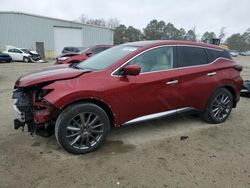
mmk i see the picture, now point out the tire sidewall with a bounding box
[206,88,233,123]
[23,57,30,63]
[55,103,110,154]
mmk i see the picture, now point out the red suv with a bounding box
[13,41,243,154]
[55,45,113,65]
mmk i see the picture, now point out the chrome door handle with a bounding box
[207,72,216,76]
[166,80,178,85]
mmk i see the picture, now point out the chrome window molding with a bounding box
[111,44,231,77]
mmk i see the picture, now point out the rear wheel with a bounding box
[202,88,233,124]
[55,103,110,154]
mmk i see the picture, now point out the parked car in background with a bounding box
[55,45,113,65]
[62,46,85,54]
[239,51,250,56]
[13,40,243,154]
[0,51,12,63]
[4,46,44,63]
[229,50,238,57]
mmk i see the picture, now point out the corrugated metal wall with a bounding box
[0,12,113,58]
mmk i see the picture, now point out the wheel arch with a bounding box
[59,98,116,128]
[222,85,237,108]
[202,84,238,112]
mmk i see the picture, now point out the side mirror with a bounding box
[123,65,141,76]
[85,51,93,57]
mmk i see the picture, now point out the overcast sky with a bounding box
[1,0,249,39]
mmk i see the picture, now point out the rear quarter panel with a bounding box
[177,58,242,110]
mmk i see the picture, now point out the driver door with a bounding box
[116,46,184,124]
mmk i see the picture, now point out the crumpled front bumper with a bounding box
[12,88,57,133]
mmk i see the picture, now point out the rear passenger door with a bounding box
[176,46,218,110]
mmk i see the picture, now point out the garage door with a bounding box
[54,27,83,56]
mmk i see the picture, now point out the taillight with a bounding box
[234,64,243,72]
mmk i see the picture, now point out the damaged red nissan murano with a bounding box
[13,41,243,154]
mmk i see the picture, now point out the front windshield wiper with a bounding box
[69,63,82,69]
[72,66,82,69]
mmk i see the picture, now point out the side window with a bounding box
[14,49,22,53]
[207,49,222,62]
[73,47,80,52]
[129,46,174,73]
[8,49,14,52]
[222,50,232,59]
[177,46,208,67]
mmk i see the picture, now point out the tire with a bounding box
[202,88,233,124]
[55,103,110,154]
[23,57,30,63]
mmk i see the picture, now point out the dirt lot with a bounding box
[0,57,250,188]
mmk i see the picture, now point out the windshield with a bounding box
[79,47,91,53]
[79,47,87,53]
[76,45,139,70]
[21,48,30,54]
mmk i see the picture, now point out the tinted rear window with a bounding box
[206,49,232,62]
[177,46,208,67]
[222,50,232,59]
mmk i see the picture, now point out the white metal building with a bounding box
[0,12,114,58]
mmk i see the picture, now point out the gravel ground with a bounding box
[0,57,250,188]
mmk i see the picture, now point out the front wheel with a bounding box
[202,88,233,124]
[23,57,30,63]
[55,103,110,154]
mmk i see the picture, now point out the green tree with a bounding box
[126,26,143,42]
[242,28,250,45]
[185,28,197,41]
[143,20,166,40]
[162,23,186,40]
[176,28,186,40]
[114,25,128,44]
[163,23,178,39]
[201,32,217,41]
[227,33,248,51]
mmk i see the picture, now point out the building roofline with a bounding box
[0,11,114,31]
